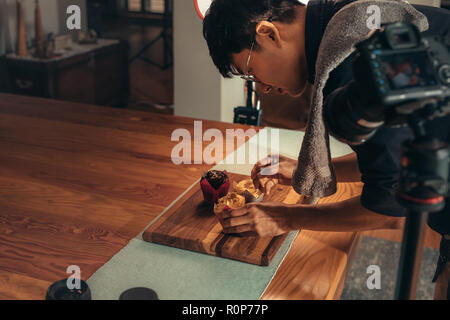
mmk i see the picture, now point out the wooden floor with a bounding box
[363,226,441,250]
[0,93,256,299]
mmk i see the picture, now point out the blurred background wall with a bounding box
[0,0,87,56]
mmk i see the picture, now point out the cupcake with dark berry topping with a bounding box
[200,170,230,204]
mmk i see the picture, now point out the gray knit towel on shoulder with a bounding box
[291,0,428,203]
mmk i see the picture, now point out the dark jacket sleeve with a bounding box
[350,126,414,217]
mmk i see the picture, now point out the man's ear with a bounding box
[255,21,282,49]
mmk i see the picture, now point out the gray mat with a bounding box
[86,231,298,300]
[341,236,439,300]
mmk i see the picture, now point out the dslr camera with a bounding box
[325,22,450,145]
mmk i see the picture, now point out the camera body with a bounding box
[324,22,450,145]
[353,22,450,107]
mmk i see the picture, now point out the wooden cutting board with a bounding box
[142,173,303,266]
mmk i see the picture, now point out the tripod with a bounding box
[394,110,450,299]
[233,81,262,126]
[129,0,173,70]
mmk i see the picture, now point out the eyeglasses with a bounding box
[231,17,273,83]
[230,38,259,83]
[240,38,258,82]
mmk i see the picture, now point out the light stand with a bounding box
[233,81,263,126]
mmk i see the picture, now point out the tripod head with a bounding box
[395,105,449,213]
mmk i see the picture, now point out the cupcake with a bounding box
[232,179,263,203]
[213,192,245,226]
[200,170,230,204]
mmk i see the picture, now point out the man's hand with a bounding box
[218,202,292,237]
[251,154,297,195]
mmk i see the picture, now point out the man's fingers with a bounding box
[257,171,278,182]
[223,224,253,235]
[251,165,261,190]
[218,206,248,219]
[258,164,279,177]
[222,215,251,228]
[265,179,277,195]
[257,155,274,167]
[254,156,276,174]
[252,160,272,185]
[252,155,279,190]
[252,176,261,191]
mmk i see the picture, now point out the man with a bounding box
[203,0,450,299]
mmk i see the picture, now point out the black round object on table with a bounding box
[119,287,159,300]
[46,279,92,300]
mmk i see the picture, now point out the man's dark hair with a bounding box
[203,0,303,78]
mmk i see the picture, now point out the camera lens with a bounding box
[324,81,383,145]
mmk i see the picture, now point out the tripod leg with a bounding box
[394,211,428,299]
[433,236,450,300]
[433,262,450,299]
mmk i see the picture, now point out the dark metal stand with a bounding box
[394,115,449,299]
[129,0,173,70]
[395,210,429,299]
[233,81,263,126]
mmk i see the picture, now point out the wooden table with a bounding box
[0,93,362,300]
